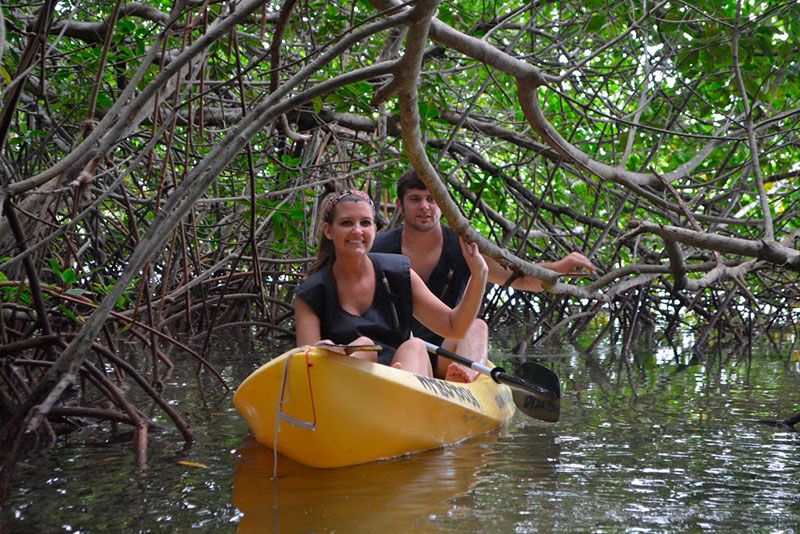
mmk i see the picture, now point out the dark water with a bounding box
[2,336,799,532]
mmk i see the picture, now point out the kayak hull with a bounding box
[233,345,515,468]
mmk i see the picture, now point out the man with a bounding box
[371,173,596,382]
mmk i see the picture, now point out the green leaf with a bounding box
[49,258,62,277]
[587,14,605,33]
[64,287,91,297]
[58,304,81,325]
[18,287,31,305]
[96,93,114,109]
[418,101,439,120]
[117,18,136,33]
[61,268,77,285]
[281,154,301,167]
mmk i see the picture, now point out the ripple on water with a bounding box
[3,344,800,532]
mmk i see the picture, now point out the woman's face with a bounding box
[323,200,375,258]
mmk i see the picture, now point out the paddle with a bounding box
[315,342,383,355]
[424,341,560,423]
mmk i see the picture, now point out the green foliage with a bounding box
[91,279,137,312]
[49,259,78,287]
[0,0,797,333]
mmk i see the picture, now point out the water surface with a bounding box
[3,339,799,532]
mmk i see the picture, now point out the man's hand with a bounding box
[552,252,597,277]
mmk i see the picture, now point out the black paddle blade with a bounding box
[511,389,560,422]
[512,362,561,422]
[517,362,561,398]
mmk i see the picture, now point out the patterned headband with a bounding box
[322,189,374,222]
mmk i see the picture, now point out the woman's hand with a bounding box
[460,238,488,282]
[410,237,488,341]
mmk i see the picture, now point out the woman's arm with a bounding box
[411,240,488,340]
[295,297,322,346]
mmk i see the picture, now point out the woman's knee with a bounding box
[351,335,374,346]
[400,337,427,353]
[346,336,378,362]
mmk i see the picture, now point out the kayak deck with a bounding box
[233,345,515,468]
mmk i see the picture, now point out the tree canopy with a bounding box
[1,0,799,497]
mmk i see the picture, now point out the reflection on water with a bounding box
[233,431,543,532]
[2,340,800,532]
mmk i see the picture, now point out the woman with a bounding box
[295,189,487,377]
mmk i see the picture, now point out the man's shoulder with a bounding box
[439,225,464,255]
[371,226,403,253]
[368,251,409,269]
[440,224,459,240]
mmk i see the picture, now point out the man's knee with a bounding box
[396,338,432,375]
[470,319,488,339]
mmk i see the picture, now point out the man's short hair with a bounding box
[397,171,427,201]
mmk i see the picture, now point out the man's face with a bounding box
[398,188,441,232]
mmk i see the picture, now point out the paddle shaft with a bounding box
[315,342,383,355]
[423,341,556,402]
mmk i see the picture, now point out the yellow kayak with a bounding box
[233,345,516,468]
